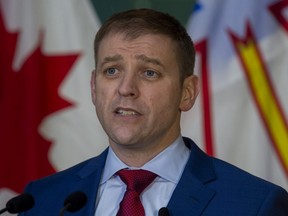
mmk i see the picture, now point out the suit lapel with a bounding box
[60,139,216,215]
[167,138,216,216]
[65,149,108,216]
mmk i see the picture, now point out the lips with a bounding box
[115,108,140,116]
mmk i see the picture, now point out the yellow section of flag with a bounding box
[235,33,288,173]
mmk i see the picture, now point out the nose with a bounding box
[118,72,139,98]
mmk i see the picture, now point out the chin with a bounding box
[109,128,140,143]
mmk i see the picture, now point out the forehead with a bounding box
[97,33,176,59]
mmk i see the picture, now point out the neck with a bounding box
[113,148,160,167]
[110,136,179,167]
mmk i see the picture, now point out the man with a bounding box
[20,9,288,216]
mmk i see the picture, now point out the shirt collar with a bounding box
[100,136,190,184]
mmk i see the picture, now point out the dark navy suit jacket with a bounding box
[20,138,288,215]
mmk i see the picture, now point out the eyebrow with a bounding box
[99,54,123,68]
[99,54,165,69]
[136,54,165,69]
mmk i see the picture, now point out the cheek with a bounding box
[93,85,107,110]
[149,88,180,116]
[95,83,118,116]
[94,93,109,128]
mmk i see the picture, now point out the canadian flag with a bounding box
[0,0,107,207]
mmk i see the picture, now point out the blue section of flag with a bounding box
[193,2,202,13]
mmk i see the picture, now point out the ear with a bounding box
[179,75,199,112]
[90,69,97,105]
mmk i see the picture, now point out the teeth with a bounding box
[117,109,137,116]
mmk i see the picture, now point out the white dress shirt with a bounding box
[94,136,190,216]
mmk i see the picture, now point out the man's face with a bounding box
[91,33,198,152]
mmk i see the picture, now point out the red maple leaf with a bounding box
[0,11,79,193]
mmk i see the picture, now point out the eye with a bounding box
[143,70,159,78]
[105,67,118,76]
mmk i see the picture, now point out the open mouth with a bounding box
[115,108,140,116]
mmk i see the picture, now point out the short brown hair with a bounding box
[94,8,195,82]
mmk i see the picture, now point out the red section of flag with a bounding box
[195,39,215,156]
[269,0,288,34]
[0,12,79,193]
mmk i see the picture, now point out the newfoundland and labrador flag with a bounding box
[183,0,288,190]
[0,0,287,209]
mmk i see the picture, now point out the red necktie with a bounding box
[116,169,157,216]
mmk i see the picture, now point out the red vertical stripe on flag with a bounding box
[195,39,215,156]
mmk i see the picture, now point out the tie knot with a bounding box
[117,169,157,194]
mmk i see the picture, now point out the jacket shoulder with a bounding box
[182,137,288,215]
